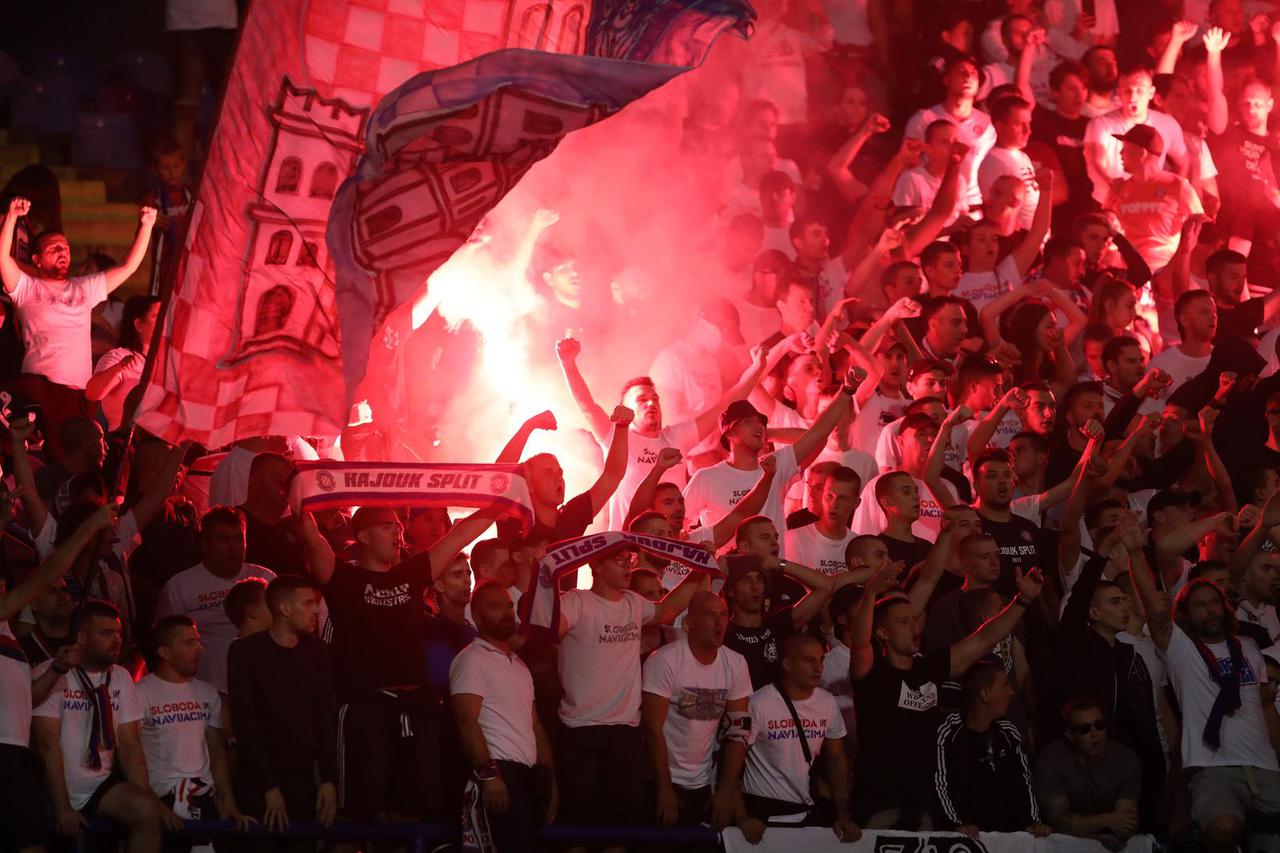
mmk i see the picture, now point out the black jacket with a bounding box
[933,712,1039,831]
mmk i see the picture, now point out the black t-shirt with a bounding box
[499,491,594,546]
[883,534,933,571]
[1218,297,1266,341]
[242,510,308,578]
[904,565,964,613]
[323,553,432,696]
[980,513,1040,597]
[1209,125,1280,236]
[785,507,818,530]
[724,608,796,690]
[1032,107,1091,206]
[852,648,951,815]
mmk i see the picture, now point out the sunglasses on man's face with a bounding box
[1070,720,1107,735]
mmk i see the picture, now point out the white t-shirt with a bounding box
[1083,109,1188,203]
[851,391,909,458]
[905,104,997,207]
[450,638,538,766]
[207,446,257,508]
[136,675,221,795]
[739,302,781,348]
[820,640,857,739]
[558,589,656,727]
[605,421,699,532]
[851,473,949,540]
[1147,346,1211,395]
[0,623,33,747]
[8,271,107,388]
[955,255,1022,313]
[91,347,142,431]
[742,683,847,806]
[1160,625,1278,770]
[641,640,753,788]
[891,166,971,226]
[874,417,964,473]
[978,146,1040,230]
[34,664,144,809]
[684,445,801,557]
[814,447,878,495]
[155,562,277,692]
[785,523,856,576]
[1237,601,1280,645]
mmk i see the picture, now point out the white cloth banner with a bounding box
[721,827,1154,853]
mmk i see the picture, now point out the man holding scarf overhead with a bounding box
[1127,507,1280,853]
[539,533,712,832]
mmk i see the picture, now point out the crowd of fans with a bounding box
[5,0,1280,852]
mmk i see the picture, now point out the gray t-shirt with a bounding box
[1034,738,1141,816]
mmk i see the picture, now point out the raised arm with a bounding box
[949,567,1044,677]
[85,351,143,402]
[967,389,1023,459]
[1015,30,1046,105]
[782,557,837,628]
[555,337,612,444]
[928,404,972,500]
[849,561,903,680]
[0,197,28,293]
[907,509,963,613]
[7,413,48,535]
[1011,170,1054,276]
[903,145,964,257]
[650,570,705,626]
[707,455,778,549]
[427,505,502,580]
[792,373,856,465]
[587,406,634,515]
[296,510,337,586]
[129,441,187,530]
[1121,515,1172,650]
[495,410,558,464]
[625,448,685,527]
[1157,20,1198,74]
[827,114,890,203]
[1203,27,1231,136]
[1192,405,1236,512]
[0,503,115,622]
[693,345,769,441]
[102,207,157,294]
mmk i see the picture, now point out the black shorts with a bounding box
[337,689,442,818]
[81,770,127,818]
[556,724,645,826]
[0,743,49,853]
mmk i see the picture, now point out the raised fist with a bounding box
[528,410,557,431]
[889,297,922,319]
[760,453,778,477]
[1080,418,1105,441]
[864,113,891,135]
[948,404,974,423]
[656,447,683,470]
[139,206,158,228]
[845,365,868,387]
[8,197,30,218]
[610,405,635,427]
[1171,19,1199,43]
[555,337,581,362]
[1002,387,1030,410]
[1014,566,1045,600]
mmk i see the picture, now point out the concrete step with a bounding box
[59,179,106,205]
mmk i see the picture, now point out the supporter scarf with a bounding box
[519,532,722,642]
[291,461,533,531]
[74,666,115,770]
[1193,634,1246,749]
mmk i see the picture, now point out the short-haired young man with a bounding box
[785,465,863,576]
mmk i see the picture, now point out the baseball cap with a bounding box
[1146,489,1201,525]
[700,297,746,347]
[1112,124,1163,156]
[718,400,767,450]
[908,357,956,381]
[725,553,768,590]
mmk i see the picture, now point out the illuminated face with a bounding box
[926,123,958,166]
[1106,344,1146,389]
[968,223,1003,268]
[792,222,831,263]
[1036,312,1064,352]
[1239,83,1275,132]
[653,484,686,530]
[984,178,1025,223]
[33,233,71,279]
[928,304,968,354]
[1180,294,1218,342]
[785,353,826,403]
[875,600,922,655]
[360,515,405,564]
[1068,391,1105,427]
[624,383,663,432]
[155,151,187,188]
[782,639,825,689]
[962,539,1002,584]
[848,537,889,574]
[1009,436,1045,480]
[997,106,1033,150]
[977,459,1015,509]
[525,455,566,507]
[777,282,816,329]
[434,558,473,608]
[1119,140,1148,174]
[968,374,1003,411]
[821,478,860,527]
[885,265,923,303]
[160,624,204,677]
[876,346,909,389]
[1106,287,1138,329]
[1117,71,1154,119]
[837,85,870,129]
[544,260,582,308]
[1086,49,1118,92]
[738,519,780,558]
[80,615,124,666]
[1211,261,1249,307]
[907,368,947,399]
[686,595,730,646]
[1024,388,1056,433]
[591,548,639,589]
[880,473,922,521]
[924,250,963,291]
[728,414,768,453]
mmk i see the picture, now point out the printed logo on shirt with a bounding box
[816,559,848,576]
[363,582,411,607]
[1216,656,1259,686]
[897,680,939,712]
[146,700,212,726]
[674,687,729,721]
[60,687,127,714]
[194,589,233,610]
[766,715,829,742]
[599,621,641,645]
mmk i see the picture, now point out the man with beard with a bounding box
[556,338,768,531]
[0,197,156,458]
[136,616,248,829]
[1080,46,1119,118]
[34,600,168,852]
[1130,512,1280,853]
[643,591,752,828]
[1205,248,1280,340]
[450,583,556,853]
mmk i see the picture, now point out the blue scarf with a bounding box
[1192,635,1245,749]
